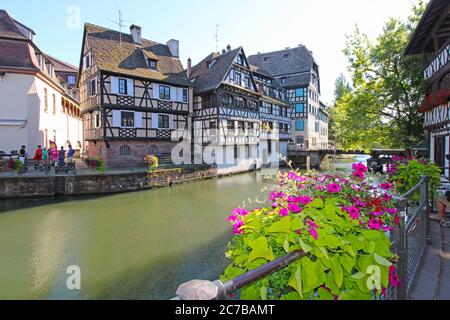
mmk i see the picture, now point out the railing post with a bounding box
[423,176,432,245]
[396,197,408,300]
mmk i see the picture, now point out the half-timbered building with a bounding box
[251,66,293,160]
[248,46,328,150]
[79,23,193,167]
[405,0,450,177]
[190,46,271,174]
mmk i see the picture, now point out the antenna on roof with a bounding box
[107,3,132,46]
[215,24,220,52]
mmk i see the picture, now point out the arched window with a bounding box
[220,94,234,106]
[235,97,246,108]
[119,145,132,157]
[248,100,258,110]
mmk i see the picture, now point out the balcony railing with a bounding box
[58,76,79,102]
[424,41,450,81]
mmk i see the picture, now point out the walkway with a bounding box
[409,220,450,300]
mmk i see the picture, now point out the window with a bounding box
[89,78,96,96]
[235,97,246,108]
[296,136,304,144]
[85,52,91,69]
[281,77,287,84]
[148,59,157,70]
[44,88,48,112]
[52,94,56,115]
[295,88,305,97]
[268,104,273,114]
[67,75,76,85]
[244,76,250,88]
[284,53,290,59]
[248,100,258,110]
[207,59,217,69]
[209,120,217,129]
[159,85,171,100]
[237,54,244,65]
[182,88,188,103]
[268,140,272,155]
[264,57,270,63]
[238,121,245,131]
[119,145,132,157]
[235,72,241,85]
[295,103,305,113]
[158,114,170,129]
[121,111,134,127]
[227,120,235,130]
[315,122,320,132]
[234,145,238,160]
[222,94,234,106]
[295,120,305,131]
[246,122,254,130]
[119,78,128,95]
[95,113,101,128]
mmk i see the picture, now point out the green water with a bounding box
[0,155,369,300]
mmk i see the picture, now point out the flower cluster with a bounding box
[144,154,159,172]
[223,163,400,300]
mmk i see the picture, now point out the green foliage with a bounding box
[329,1,428,150]
[390,159,441,201]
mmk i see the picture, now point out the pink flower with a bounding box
[394,215,400,225]
[353,171,365,180]
[233,220,244,235]
[287,196,300,203]
[368,218,383,230]
[346,206,360,220]
[298,196,312,205]
[309,227,318,240]
[295,229,302,235]
[226,215,238,222]
[382,193,392,202]
[269,191,285,201]
[370,211,383,217]
[327,183,342,193]
[380,182,394,190]
[352,162,368,174]
[353,197,366,207]
[272,202,280,208]
[279,207,289,217]
[307,219,319,229]
[232,207,249,216]
[389,273,400,287]
[288,203,301,213]
[384,207,397,215]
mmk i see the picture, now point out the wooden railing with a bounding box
[424,41,450,81]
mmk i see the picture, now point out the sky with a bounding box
[2,0,420,104]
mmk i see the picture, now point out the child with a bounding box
[34,145,43,163]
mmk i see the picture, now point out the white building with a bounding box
[0,10,82,155]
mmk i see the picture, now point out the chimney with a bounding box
[226,44,231,53]
[187,58,192,79]
[130,25,142,45]
[167,39,179,58]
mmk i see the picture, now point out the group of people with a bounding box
[18,144,75,167]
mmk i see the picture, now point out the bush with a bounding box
[86,157,105,173]
[221,164,400,300]
[388,156,441,202]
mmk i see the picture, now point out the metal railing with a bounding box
[172,176,431,300]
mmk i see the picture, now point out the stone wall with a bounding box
[0,166,217,199]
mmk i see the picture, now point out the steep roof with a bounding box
[190,47,242,94]
[84,23,191,86]
[46,55,78,74]
[0,39,35,70]
[0,10,27,40]
[248,46,315,88]
[250,65,285,91]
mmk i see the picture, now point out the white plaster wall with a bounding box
[0,73,83,154]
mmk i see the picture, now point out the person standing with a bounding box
[67,145,75,163]
[34,145,43,164]
[58,146,65,167]
[19,145,27,165]
[42,147,49,165]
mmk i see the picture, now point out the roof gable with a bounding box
[0,10,28,40]
[83,23,191,86]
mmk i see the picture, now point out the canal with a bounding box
[0,155,369,300]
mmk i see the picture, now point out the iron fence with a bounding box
[172,176,431,300]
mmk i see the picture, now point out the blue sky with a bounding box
[2,0,418,103]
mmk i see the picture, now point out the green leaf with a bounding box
[326,272,341,296]
[301,258,326,293]
[248,248,274,263]
[340,253,356,274]
[260,286,267,300]
[374,240,392,257]
[288,265,303,298]
[351,272,365,280]
[309,198,324,208]
[318,287,335,300]
[267,218,291,234]
[374,253,392,267]
[283,236,290,254]
[241,284,261,300]
[298,238,312,253]
[281,292,301,300]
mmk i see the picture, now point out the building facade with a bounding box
[79,23,193,167]
[0,10,82,155]
[405,0,450,177]
[248,46,329,150]
[189,46,292,174]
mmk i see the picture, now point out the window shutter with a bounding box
[134,112,142,128]
[112,110,121,127]
[127,79,134,97]
[153,84,159,99]
[169,114,174,130]
[111,77,118,94]
[88,79,92,96]
[151,113,158,129]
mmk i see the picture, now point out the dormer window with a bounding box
[281,77,287,84]
[264,57,270,63]
[284,53,290,59]
[148,59,157,70]
[207,59,217,69]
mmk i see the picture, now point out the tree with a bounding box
[332,0,428,150]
